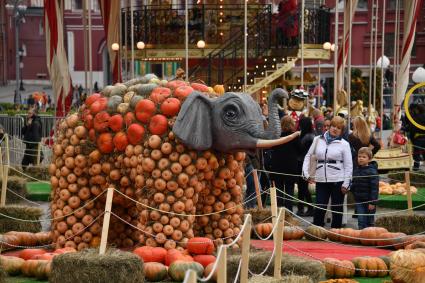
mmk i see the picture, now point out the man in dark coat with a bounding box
[22,108,43,170]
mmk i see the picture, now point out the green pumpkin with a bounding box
[111,83,127,96]
[305,225,328,241]
[168,261,204,281]
[144,262,168,282]
[135,83,158,97]
[379,255,391,269]
[142,73,158,83]
[101,85,115,97]
[130,95,143,109]
[107,95,123,113]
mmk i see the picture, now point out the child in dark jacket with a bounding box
[351,147,379,229]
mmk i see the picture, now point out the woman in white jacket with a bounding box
[302,116,352,228]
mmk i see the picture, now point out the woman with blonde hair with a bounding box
[303,116,352,228]
[348,116,381,166]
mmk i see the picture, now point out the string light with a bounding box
[273,58,276,62]
[264,58,267,62]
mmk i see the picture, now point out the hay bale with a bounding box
[0,176,27,204]
[50,248,144,283]
[375,214,425,235]
[388,171,425,187]
[249,275,312,283]
[0,265,5,283]
[0,205,42,233]
[9,166,49,182]
[245,208,299,226]
[227,250,325,282]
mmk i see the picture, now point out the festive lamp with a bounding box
[196,40,206,49]
[377,55,390,69]
[136,41,145,50]
[111,43,119,51]
[412,67,425,83]
[323,42,332,50]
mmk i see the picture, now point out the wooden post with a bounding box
[270,183,278,228]
[217,245,227,283]
[405,171,413,214]
[240,214,251,283]
[0,145,3,181]
[99,187,114,255]
[183,269,197,283]
[1,135,9,207]
[273,208,285,279]
[253,169,263,209]
[36,142,41,166]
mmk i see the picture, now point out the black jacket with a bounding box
[269,131,300,176]
[348,134,381,166]
[22,115,42,144]
[351,161,379,204]
[299,132,315,162]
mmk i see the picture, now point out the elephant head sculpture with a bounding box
[173,88,291,152]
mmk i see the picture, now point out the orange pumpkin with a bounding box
[109,114,124,132]
[93,111,110,132]
[359,227,389,246]
[19,249,47,260]
[160,97,181,117]
[97,132,114,153]
[135,99,156,123]
[193,255,216,268]
[90,97,108,115]
[323,257,355,278]
[0,255,25,275]
[376,232,407,249]
[85,93,101,107]
[113,132,129,151]
[339,228,361,244]
[149,114,168,136]
[127,123,145,145]
[191,82,210,93]
[174,85,194,101]
[255,223,273,238]
[204,262,217,282]
[283,226,305,240]
[187,237,215,255]
[150,87,171,104]
[305,225,328,241]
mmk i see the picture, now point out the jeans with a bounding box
[355,203,375,229]
[313,182,344,228]
[245,163,261,208]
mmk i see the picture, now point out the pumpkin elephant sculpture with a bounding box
[49,74,298,250]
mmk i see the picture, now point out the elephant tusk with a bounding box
[256,132,300,148]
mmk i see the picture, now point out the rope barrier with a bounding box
[0,190,106,222]
[113,187,270,217]
[284,209,425,242]
[197,244,224,282]
[8,167,50,184]
[248,245,276,276]
[275,187,425,215]
[251,210,284,241]
[283,241,391,273]
[232,258,242,283]
[6,187,42,206]
[0,212,104,250]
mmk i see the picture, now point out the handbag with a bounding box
[308,137,320,180]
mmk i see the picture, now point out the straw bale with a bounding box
[375,214,425,235]
[245,208,299,226]
[227,250,325,282]
[0,205,42,233]
[50,248,144,283]
[249,275,313,283]
[0,176,27,204]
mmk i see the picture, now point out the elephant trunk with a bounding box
[260,88,288,140]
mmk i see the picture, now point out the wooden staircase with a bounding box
[245,57,298,94]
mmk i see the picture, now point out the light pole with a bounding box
[6,1,27,106]
[19,46,25,91]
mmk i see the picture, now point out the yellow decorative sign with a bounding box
[403,82,425,130]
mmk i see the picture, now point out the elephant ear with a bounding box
[173,92,213,150]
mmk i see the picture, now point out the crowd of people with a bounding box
[244,91,391,230]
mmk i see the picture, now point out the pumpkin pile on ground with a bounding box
[323,258,355,278]
[49,75,245,250]
[133,237,216,282]
[379,181,417,195]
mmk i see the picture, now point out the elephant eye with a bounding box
[224,105,238,119]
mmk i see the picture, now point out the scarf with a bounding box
[324,131,341,144]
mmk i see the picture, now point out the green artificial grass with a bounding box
[5,276,46,283]
[354,276,391,283]
[377,188,425,210]
[25,182,51,202]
